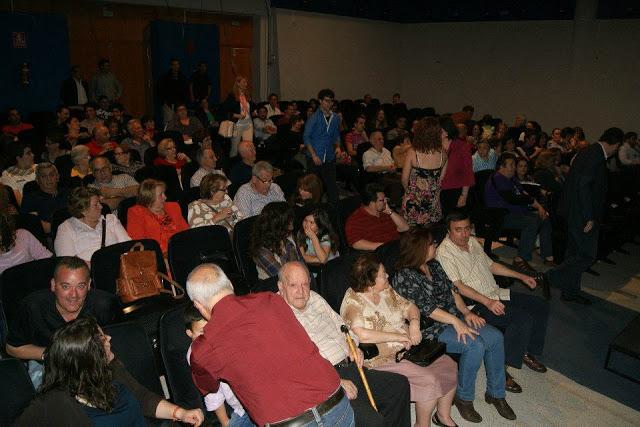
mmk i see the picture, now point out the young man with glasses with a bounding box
[233,160,284,217]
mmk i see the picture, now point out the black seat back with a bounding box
[320,251,362,312]
[159,304,204,411]
[168,225,236,286]
[117,196,137,228]
[0,257,59,329]
[336,195,362,251]
[232,216,258,285]
[0,358,35,425]
[103,321,164,396]
[90,239,165,295]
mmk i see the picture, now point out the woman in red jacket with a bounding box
[127,178,188,255]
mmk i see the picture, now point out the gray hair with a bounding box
[70,145,90,165]
[252,160,273,177]
[186,263,234,304]
[35,162,58,179]
[277,261,311,285]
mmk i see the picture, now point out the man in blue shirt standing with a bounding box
[304,89,341,206]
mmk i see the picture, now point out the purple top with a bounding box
[0,229,52,275]
[484,172,529,214]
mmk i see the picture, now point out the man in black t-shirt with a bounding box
[6,257,118,385]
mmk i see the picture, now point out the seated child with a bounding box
[185,306,255,427]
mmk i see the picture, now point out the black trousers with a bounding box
[475,292,549,369]
[311,160,338,207]
[336,364,411,427]
[440,188,467,218]
[547,217,599,297]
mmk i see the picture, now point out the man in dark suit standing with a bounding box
[545,127,624,304]
[60,65,89,111]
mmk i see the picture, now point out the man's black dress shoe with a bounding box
[453,398,482,423]
[523,353,547,373]
[505,371,522,393]
[485,393,517,420]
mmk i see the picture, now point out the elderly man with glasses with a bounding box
[233,160,284,217]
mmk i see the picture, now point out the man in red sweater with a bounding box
[187,263,354,426]
[345,182,409,250]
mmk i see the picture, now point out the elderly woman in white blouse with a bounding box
[188,173,243,233]
[54,187,130,262]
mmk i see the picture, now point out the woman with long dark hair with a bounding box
[251,201,303,279]
[296,204,339,265]
[15,317,203,426]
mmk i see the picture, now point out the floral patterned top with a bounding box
[340,287,412,368]
[391,261,461,340]
[187,195,243,232]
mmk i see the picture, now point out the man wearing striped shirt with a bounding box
[278,261,411,427]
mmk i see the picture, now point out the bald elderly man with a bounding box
[278,261,411,426]
[186,263,353,426]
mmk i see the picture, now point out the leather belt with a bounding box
[268,387,345,427]
[333,358,351,369]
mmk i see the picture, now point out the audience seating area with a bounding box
[1,84,640,425]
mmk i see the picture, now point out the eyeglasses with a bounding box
[256,175,273,184]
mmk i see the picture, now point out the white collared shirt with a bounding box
[436,235,510,301]
[54,214,131,262]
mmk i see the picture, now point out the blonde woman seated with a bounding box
[188,173,243,233]
[55,187,130,262]
[127,179,188,255]
[341,253,458,427]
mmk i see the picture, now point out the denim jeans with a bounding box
[502,211,553,261]
[280,394,354,427]
[437,323,506,400]
[229,411,255,427]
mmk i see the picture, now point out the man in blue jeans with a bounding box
[304,88,341,207]
[437,212,549,398]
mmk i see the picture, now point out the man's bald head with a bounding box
[278,261,311,310]
[186,263,234,319]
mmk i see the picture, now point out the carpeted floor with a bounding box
[491,240,640,411]
[408,239,640,425]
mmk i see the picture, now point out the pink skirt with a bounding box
[375,356,457,402]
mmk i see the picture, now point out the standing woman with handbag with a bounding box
[391,227,514,423]
[341,253,458,427]
[220,76,254,158]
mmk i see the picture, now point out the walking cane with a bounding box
[341,325,378,412]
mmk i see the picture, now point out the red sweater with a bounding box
[441,138,475,190]
[191,293,339,426]
[126,202,188,254]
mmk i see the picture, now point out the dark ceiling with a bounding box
[271,1,640,22]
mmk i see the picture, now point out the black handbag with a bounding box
[395,339,445,367]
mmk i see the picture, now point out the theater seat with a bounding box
[159,304,205,411]
[0,358,35,426]
[0,257,60,330]
[104,321,164,401]
[168,225,237,287]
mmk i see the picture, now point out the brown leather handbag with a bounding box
[116,242,185,304]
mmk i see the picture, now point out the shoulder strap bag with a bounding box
[116,242,185,304]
